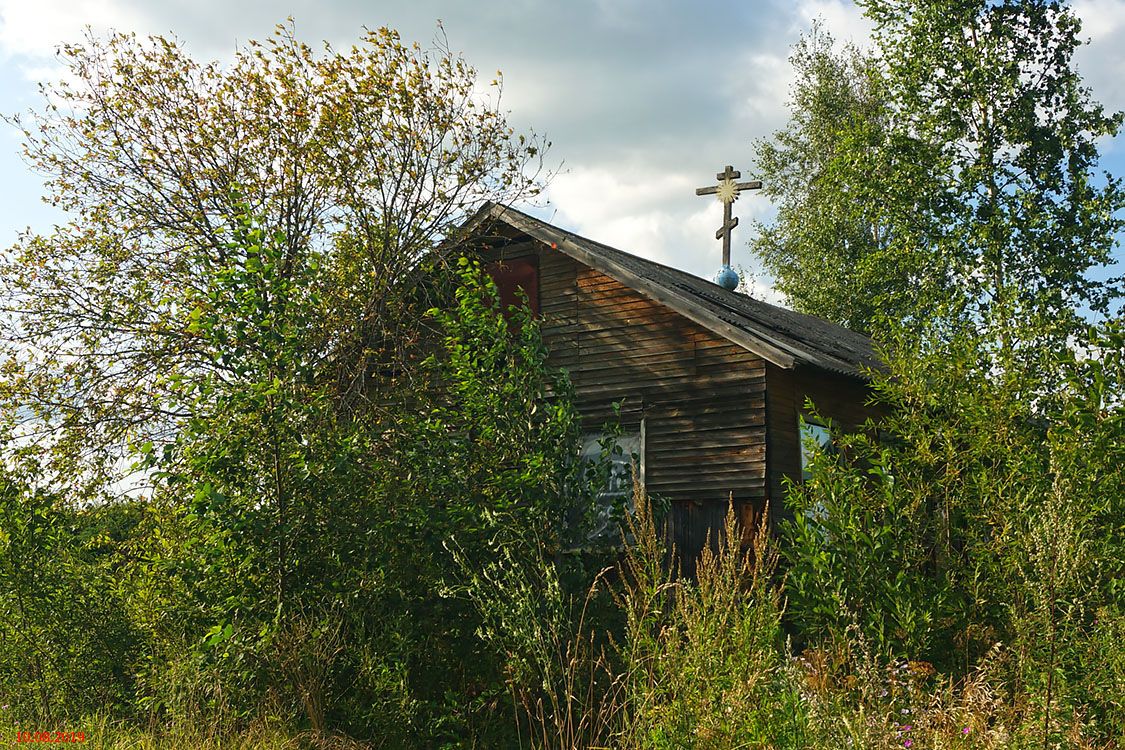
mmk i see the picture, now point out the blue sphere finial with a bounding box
[714,264,740,291]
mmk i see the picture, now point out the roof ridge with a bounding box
[475,202,879,379]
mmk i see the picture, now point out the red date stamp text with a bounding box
[15,731,87,743]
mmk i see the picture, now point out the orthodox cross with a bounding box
[695,165,762,267]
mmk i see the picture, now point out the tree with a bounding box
[0,23,546,492]
[0,24,564,740]
[751,23,939,334]
[754,1,1124,348]
[92,203,597,739]
[765,4,1125,741]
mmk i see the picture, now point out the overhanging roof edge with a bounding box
[489,205,799,369]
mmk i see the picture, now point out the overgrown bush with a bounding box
[782,321,1125,745]
[618,497,806,748]
[130,242,600,744]
[0,209,602,748]
[0,457,141,722]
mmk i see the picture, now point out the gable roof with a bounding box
[463,202,880,380]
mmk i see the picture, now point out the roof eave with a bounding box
[474,203,882,379]
[486,205,801,367]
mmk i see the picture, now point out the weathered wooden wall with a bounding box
[763,362,874,520]
[486,236,768,571]
[482,228,878,572]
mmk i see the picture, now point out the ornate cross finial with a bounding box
[696,165,761,289]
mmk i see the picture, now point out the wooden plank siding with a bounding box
[470,208,881,575]
[764,362,875,522]
[486,238,768,570]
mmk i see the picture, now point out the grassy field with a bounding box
[1,718,342,750]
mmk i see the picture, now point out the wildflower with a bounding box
[962,727,971,735]
[904,740,913,748]
[900,725,913,732]
[901,708,911,714]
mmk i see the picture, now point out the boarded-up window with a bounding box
[486,257,539,317]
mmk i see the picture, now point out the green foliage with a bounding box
[123,221,594,744]
[783,419,951,658]
[0,458,140,722]
[0,20,550,745]
[453,531,624,749]
[1,192,597,743]
[865,0,1124,335]
[752,23,926,334]
[755,0,1124,344]
[0,21,546,490]
[768,7,1125,743]
[127,206,346,727]
[782,319,1125,742]
[465,479,809,750]
[409,256,588,550]
[617,497,804,749]
[335,258,598,744]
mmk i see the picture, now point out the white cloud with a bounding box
[793,0,874,47]
[1072,0,1125,117]
[729,51,793,136]
[0,0,146,60]
[547,165,692,225]
[544,166,697,267]
[1073,0,1125,39]
[591,0,648,30]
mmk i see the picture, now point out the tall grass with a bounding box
[0,714,309,750]
[463,478,1125,749]
[460,482,805,749]
[614,490,805,749]
[7,482,1123,747]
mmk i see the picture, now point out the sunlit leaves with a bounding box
[755,1,1124,354]
[0,22,547,490]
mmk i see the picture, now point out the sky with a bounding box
[2,0,1125,302]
